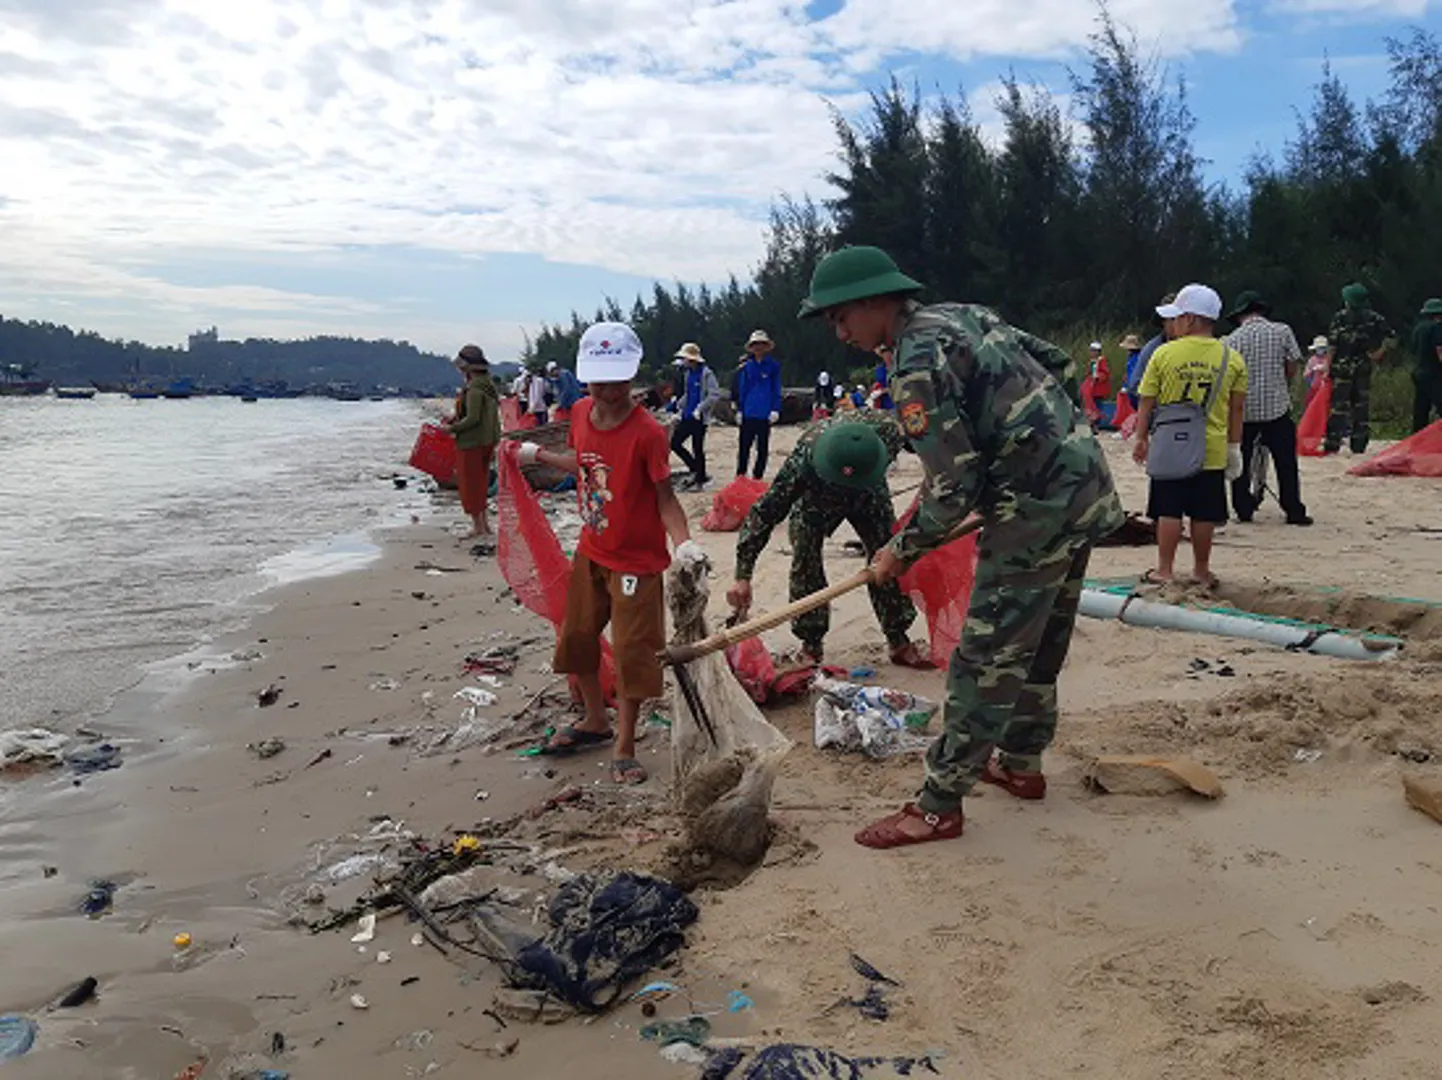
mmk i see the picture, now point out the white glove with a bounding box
[518,442,542,466]
[1225,444,1244,481]
[675,539,707,565]
[768,411,779,423]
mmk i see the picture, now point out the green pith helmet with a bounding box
[1342,282,1369,309]
[1420,298,1442,317]
[1227,290,1271,319]
[812,421,889,490]
[798,246,924,319]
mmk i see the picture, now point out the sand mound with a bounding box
[1065,666,1442,777]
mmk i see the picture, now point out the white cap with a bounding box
[818,371,831,385]
[1157,284,1222,321]
[576,322,643,382]
[1089,341,1102,350]
[546,361,557,371]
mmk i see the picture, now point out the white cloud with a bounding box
[0,0,1247,348]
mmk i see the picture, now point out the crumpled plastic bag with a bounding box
[812,677,937,759]
[0,729,70,772]
[725,636,777,705]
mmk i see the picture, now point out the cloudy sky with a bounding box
[1,0,1437,357]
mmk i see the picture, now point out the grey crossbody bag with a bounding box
[1146,346,1230,481]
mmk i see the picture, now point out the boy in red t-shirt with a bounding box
[520,322,698,784]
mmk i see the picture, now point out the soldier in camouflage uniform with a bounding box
[1325,283,1393,454]
[726,411,931,668]
[797,245,1125,849]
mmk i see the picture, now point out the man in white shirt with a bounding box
[1222,292,1312,526]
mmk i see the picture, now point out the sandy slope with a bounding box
[1,423,1440,1079]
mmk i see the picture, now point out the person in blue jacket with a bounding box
[546,360,586,419]
[735,329,783,479]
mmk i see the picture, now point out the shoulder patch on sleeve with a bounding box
[899,400,929,437]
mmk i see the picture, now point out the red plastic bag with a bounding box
[409,422,457,485]
[1112,392,1135,433]
[725,636,777,705]
[495,442,616,699]
[1348,419,1442,477]
[893,497,980,667]
[1297,378,1331,457]
[701,477,770,532]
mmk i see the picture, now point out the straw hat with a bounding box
[746,329,774,348]
[1310,335,1329,351]
[1119,334,1142,351]
[674,342,704,362]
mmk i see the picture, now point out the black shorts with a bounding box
[1147,469,1228,523]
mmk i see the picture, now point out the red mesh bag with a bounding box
[1348,419,1442,477]
[495,442,616,699]
[1297,378,1331,457]
[893,496,980,667]
[700,477,770,532]
[409,423,457,485]
[725,636,777,704]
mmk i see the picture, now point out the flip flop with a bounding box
[1139,569,1173,586]
[610,758,648,785]
[853,804,964,849]
[539,725,614,756]
[1190,573,1221,590]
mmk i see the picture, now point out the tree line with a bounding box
[524,15,1442,409]
[0,318,457,391]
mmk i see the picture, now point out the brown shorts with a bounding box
[554,552,665,701]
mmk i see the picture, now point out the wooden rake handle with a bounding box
[662,513,983,666]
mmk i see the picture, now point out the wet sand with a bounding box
[3,424,1442,1079]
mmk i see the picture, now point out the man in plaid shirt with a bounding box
[1222,292,1313,526]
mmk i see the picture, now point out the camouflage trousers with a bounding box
[787,496,917,652]
[918,541,1092,814]
[1325,358,1373,454]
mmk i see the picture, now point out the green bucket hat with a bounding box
[1420,298,1442,317]
[1341,282,1369,309]
[812,422,889,490]
[799,246,924,319]
[1227,290,1271,319]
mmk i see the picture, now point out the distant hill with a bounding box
[0,317,463,393]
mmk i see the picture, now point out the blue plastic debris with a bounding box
[848,666,876,679]
[79,882,117,918]
[66,744,122,775]
[726,990,754,1013]
[0,1015,37,1061]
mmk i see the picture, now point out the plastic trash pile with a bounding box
[812,677,938,758]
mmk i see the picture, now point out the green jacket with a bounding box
[448,374,500,449]
[735,412,903,580]
[886,302,1123,563]
[1410,318,1442,378]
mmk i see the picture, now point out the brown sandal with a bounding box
[889,642,936,670]
[854,803,964,849]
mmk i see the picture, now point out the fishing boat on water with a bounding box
[0,364,51,396]
[54,387,98,400]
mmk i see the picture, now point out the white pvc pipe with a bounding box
[1078,589,1400,662]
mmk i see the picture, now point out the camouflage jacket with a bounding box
[1327,306,1392,363]
[886,302,1124,562]
[735,412,903,580]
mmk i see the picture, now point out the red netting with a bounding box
[700,477,770,532]
[1348,419,1442,477]
[893,496,979,667]
[1297,378,1331,457]
[500,397,540,432]
[408,422,457,484]
[495,441,615,699]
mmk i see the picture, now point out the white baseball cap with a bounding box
[1088,340,1102,351]
[1157,284,1222,321]
[576,322,643,382]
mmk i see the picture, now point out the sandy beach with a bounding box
[3,420,1442,1080]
